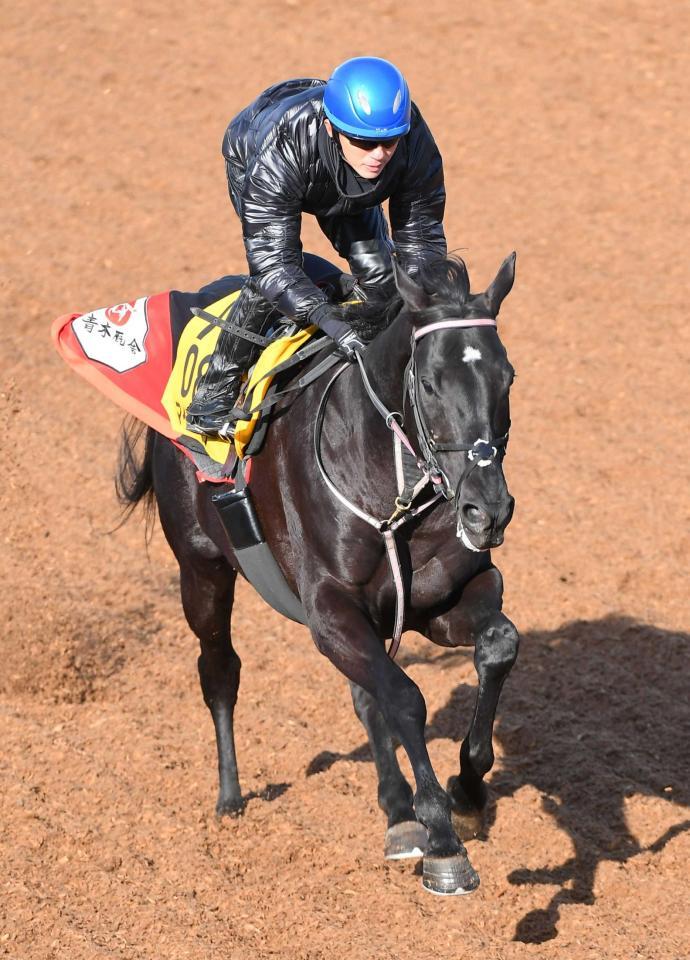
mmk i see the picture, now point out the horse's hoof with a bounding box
[384,820,428,860]
[215,797,244,818]
[422,854,480,896]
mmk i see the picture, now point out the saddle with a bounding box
[161,288,329,469]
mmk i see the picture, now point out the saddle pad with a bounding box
[51,278,313,481]
[233,324,316,458]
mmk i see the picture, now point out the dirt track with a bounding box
[1,1,688,957]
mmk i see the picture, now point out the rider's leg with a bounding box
[187,162,349,438]
[188,160,329,438]
[185,157,269,438]
[185,279,277,437]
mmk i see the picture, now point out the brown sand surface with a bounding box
[1,1,688,957]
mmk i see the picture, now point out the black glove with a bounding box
[328,272,358,303]
[308,303,366,360]
[334,327,366,362]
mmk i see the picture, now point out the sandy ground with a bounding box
[1,1,688,957]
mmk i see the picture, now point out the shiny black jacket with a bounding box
[222,78,446,325]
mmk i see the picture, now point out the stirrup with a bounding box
[186,410,233,438]
[186,418,236,440]
[186,401,247,439]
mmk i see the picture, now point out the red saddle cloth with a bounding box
[52,278,246,482]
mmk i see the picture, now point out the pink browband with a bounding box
[414,318,496,339]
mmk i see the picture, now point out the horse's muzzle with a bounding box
[456,495,515,552]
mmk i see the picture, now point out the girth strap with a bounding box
[191,306,276,348]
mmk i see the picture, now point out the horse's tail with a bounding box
[115,417,156,532]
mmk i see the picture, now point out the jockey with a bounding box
[186,56,447,437]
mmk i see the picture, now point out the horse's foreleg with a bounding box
[451,609,519,829]
[427,565,519,837]
[349,682,427,860]
[309,588,478,894]
[179,557,243,816]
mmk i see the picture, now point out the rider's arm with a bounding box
[389,110,447,275]
[239,141,329,326]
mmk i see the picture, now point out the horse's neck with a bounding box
[359,309,413,414]
[318,311,413,513]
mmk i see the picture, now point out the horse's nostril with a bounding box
[462,503,488,529]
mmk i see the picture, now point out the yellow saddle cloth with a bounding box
[233,323,317,458]
[161,289,316,463]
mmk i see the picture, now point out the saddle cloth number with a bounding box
[161,291,239,464]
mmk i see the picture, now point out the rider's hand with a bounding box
[335,327,366,362]
[308,303,366,360]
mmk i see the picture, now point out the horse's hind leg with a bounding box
[153,440,243,816]
[179,557,243,816]
[349,683,427,859]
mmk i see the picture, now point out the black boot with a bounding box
[185,353,245,437]
[186,282,277,437]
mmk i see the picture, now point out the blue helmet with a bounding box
[323,57,411,140]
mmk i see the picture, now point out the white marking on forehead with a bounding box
[462,346,482,363]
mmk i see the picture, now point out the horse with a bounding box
[116,252,519,896]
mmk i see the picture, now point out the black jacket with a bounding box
[222,78,447,325]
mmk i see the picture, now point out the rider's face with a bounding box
[324,119,400,179]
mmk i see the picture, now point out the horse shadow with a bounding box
[307,615,690,943]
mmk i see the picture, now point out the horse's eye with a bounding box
[420,378,435,396]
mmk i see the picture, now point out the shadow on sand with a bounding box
[307,615,689,943]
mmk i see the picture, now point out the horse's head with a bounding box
[394,253,516,552]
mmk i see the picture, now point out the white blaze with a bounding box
[463,346,482,363]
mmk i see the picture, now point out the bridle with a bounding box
[404,318,509,501]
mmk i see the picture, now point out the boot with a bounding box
[186,281,277,437]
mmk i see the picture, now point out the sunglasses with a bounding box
[338,131,401,151]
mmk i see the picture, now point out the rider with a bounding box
[186,56,447,437]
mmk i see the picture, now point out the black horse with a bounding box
[117,253,518,895]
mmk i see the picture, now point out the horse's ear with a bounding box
[486,252,516,317]
[392,256,431,312]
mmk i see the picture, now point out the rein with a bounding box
[315,315,509,659]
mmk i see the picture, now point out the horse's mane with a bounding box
[346,256,471,342]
